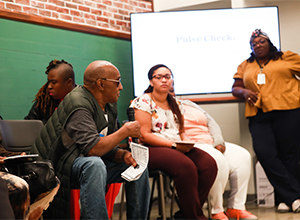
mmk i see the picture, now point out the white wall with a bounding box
[152,0,300,195]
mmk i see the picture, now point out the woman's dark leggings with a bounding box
[148,146,217,219]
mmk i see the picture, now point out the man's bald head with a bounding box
[84,61,118,87]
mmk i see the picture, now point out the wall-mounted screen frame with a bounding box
[130,6,280,97]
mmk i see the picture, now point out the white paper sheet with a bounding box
[121,143,148,182]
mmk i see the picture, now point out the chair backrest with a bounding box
[0,120,44,152]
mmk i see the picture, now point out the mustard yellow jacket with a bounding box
[234,51,300,117]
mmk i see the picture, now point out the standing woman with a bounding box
[232,29,300,212]
[130,64,218,220]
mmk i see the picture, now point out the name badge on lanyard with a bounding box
[256,61,269,85]
[257,71,265,85]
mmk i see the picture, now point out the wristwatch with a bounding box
[171,143,176,149]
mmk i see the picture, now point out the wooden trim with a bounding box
[0,9,131,41]
[181,96,244,104]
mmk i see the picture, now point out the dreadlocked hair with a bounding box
[45,59,73,75]
[33,59,72,118]
[247,39,283,63]
[33,82,59,118]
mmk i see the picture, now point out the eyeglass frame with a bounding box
[152,74,173,80]
[251,39,267,48]
[97,78,122,87]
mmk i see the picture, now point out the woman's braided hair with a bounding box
[33,59,73,117]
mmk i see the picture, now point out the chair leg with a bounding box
[170,180,176,219]
[119,183,126,220]
[147,177,157,219]
[207,197,212,219]
[157,173,166,220]
[170,180,181,216]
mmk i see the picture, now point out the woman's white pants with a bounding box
[194,142,251,214]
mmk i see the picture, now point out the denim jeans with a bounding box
[71,156,150,219]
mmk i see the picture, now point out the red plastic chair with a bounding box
[70,183,122,219]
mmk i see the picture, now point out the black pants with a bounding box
[249,108,300,206]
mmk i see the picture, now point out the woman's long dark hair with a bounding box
[247,39,283,62]
[144,64,184,132]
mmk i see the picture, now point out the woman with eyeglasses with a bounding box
[130,64,218,220]
[232,29,300,213]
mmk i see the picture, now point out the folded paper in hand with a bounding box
[121,143,149,182]
[4,154,39,162]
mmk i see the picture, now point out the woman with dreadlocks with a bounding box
[232,29,300,214]
[0,59,74,219]
[24,59,75,124]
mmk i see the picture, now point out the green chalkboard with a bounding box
[0,18,135,123]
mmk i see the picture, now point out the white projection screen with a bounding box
[130,6,280,97]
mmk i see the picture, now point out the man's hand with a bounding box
[114,149,137,167]
[215,144,226,154]
[124,121,141,139]
[123,151,137,167]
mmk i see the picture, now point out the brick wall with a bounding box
[0,0,152,34]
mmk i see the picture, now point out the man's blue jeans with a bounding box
[71,156,150,219]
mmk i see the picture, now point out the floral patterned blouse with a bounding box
[130,93,184,142]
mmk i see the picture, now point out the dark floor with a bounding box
[113,200,300,220]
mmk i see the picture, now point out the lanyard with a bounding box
[256,58,271,73]
[255,58,270,85]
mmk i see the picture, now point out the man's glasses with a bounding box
[152,74,172,80]
[251,39,267,48]
[100,78,121,87]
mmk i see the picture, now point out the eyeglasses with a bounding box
[152,74,172,80]
[100,78,121,87]
[251,39,267,48]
